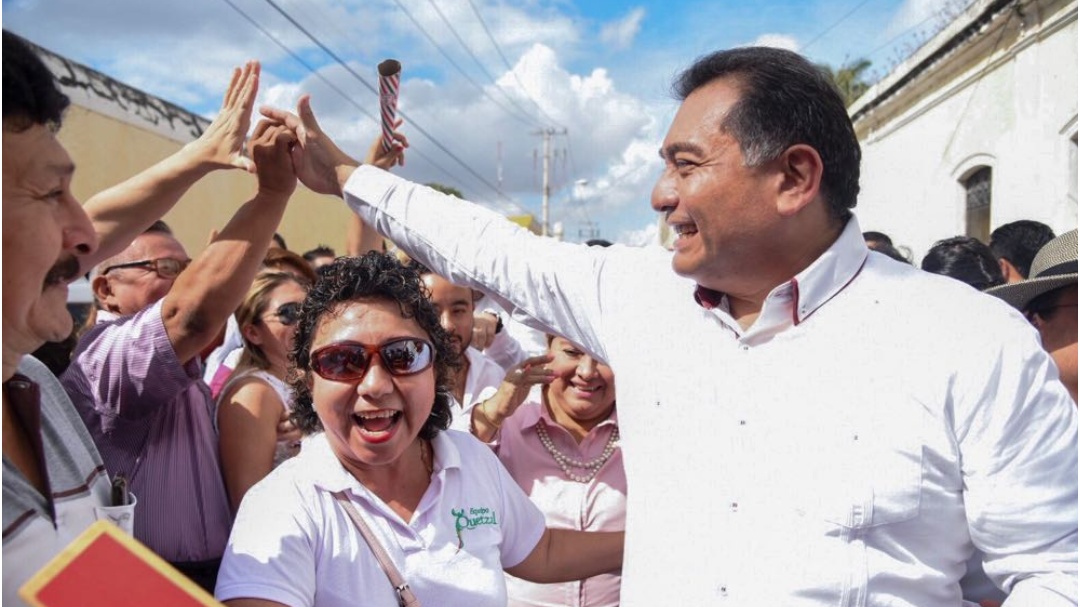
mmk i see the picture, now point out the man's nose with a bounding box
[650,172,677,214]
[65,195,99,257]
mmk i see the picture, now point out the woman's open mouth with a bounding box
[351,410,401,442]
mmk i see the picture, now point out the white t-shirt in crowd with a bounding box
[448,348,504,432]
[216,430,547,607]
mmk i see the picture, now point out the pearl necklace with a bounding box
[535,422,620,483]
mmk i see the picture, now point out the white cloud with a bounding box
[751,33,800,52]
[600,7,646,51]
[617,220,661,247]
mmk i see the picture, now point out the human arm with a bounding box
[82,62,260,270]
[162,122,296,363]
[216,468,316,607]
[259,98,614,361]
[505,527,624,584]
[217,377,287,514]
[471,354,554,443]
[959,320,1078,606]
[473,312,531,369]
[345,128,407,256]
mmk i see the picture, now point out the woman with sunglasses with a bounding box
[216,271,308,514]
[216,253,622,607]
[469,334,624,607]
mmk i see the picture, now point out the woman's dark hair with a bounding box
[921,236,1006,291]
[3,31,69,132]
[288,253,459,439]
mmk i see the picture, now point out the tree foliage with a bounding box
[425,182,463,198]
[819,58,873,107]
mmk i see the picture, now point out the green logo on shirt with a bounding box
[452,506,498,550]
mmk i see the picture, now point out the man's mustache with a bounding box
[44,255,81,288]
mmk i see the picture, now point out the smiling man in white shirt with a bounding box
[262,46,1077,607]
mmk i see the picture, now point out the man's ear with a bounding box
[91,274,114,311]
[774,144,824,217]
[999,258,1024,283]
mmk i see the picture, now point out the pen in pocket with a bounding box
[111,474,130,506]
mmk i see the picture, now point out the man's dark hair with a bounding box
[585,238,613,247]
[863,231,893,247]
[674,47,861,222]
[146,220,173,235]
[3,30,69,132]
[289,253,460,438]
[921,236,1005,291]
[302,245,336,263]
[989,220,1056,278]
[872,242,910,264]
[271,232,288,250]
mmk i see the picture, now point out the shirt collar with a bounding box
[693,216,868,326]
[309,430,462,494]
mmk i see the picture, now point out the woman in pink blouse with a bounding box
[470,335,625,607]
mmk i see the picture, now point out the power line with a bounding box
[387,0,542,128]
[257,0,523,206]
[424,0,544,127]
[219,0,466,189]
[864,10,941,59]
[802,0,879,51]
[464,0,564,128]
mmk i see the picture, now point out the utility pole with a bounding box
[532,127,567,236]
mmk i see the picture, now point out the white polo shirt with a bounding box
[343,166,1078,607]
[448,348,505,432]
[216,430,546,607]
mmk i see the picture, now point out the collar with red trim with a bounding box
[691,217,870,326]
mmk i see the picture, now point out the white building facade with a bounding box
[851,0,1077,261]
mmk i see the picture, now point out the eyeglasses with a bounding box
[262,302,303,326]
[310,338,435,382]
[102,258,191,279]
[1024,303,1078,325]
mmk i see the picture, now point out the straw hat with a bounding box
[985,229,1077,310]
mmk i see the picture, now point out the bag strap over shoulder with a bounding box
[332,490,421,607]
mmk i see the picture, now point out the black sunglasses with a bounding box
[263,302,303,326]
[309,338,435,382]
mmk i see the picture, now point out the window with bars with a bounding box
[964,166,992,243]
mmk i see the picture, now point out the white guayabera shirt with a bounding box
[344,165,1078,607]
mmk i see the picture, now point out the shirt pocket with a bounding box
[818,412,926,529]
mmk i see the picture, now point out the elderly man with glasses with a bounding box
[59,76,300,593]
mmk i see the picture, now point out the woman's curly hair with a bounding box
[288,252,460,439]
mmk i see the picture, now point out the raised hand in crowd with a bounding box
[248,120,298,199]
[260,95,359,197]
[471,354,556,442]
[364,118,409,169]
[80,61,261,270]
[472,312,501,350]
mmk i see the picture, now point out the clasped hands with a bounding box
[255,96,409,198]
[187,60,408,200]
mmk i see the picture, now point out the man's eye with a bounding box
[564,349,582,357]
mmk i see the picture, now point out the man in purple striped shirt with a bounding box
[61,67,300,593]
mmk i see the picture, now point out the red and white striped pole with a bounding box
[377,59,401,153]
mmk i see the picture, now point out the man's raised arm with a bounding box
[82,62,260,270]
[162,121,296,364]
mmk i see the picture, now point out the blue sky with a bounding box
[3,0,958,244]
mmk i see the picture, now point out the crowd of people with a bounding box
[3,28,1077,607]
